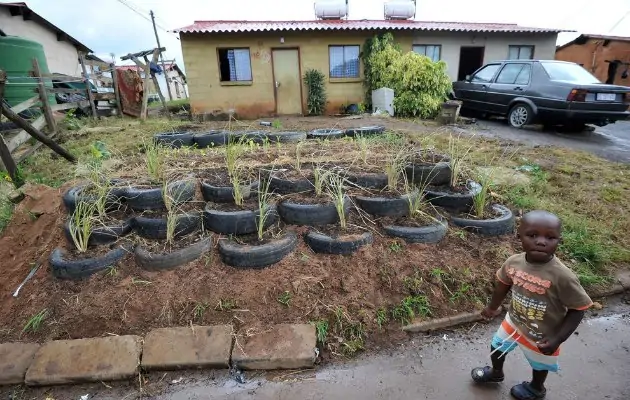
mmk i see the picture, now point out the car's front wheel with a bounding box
[508,103,533,128]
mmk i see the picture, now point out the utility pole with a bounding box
[150,10,173,101]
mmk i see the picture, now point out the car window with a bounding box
[496,64,527,84]
[541,62,601,83]
[471,64,501,83]
[515,64,532,85]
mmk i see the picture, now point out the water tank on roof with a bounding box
[314,0,348,20]
[0,35,55,110]
[384,0,416,20]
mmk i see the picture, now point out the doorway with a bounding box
[272,49,302,114]
[458,47,485,81]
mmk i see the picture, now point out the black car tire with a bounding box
[135,237,212,271]
[270,174,313,194]
[451,204,515,236]
[154,131,194,148]
[345,126,385,137]
[266,131,307,143]
[193,130,229,148]
[304,230,373,255]
[218,231,298,269]
[383,218,448,244]
[125,180,196,211]
[508,103,533,129]
[62,184,126,214]
[354,192,418,217]
[307,129,345,139]
[231,131,268,145]
[50,246,129,280]
[277,196,350,226]
[132,212,201,240]
[424,181,481,212]
[200,180,256,203]
[63,219,133,247]
[203,204,278,235]
[346,173,388,190]
[405,162,452,186]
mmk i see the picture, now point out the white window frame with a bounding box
[412,44,442,62]
[508,45,535,60]
[217,48,253,82]
[329,45,361,79]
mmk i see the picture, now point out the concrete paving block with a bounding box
[231,324,317,370]
[142,325,232,370]
[616,270,630,289]
[25,335,142,386]
[0,343,40,385]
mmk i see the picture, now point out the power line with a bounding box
[608,8,630,33]
[113,0,179,39]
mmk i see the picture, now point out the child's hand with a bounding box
[536,337,561,355]
[481,306,502,320]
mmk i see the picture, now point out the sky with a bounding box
[5,0,630,70]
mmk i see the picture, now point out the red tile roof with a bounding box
[174,20,565,34]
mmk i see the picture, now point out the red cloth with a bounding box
[116,69,143,118]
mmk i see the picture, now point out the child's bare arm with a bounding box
[482,281,511,318]
[537,309,585,355]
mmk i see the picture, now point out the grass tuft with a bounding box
[23,309,48,334]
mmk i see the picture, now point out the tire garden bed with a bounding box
[0,125,524,361]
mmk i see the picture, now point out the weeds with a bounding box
[356,135,369,164]
[326,173,347,229]
[106,266,118,277]
[277,291,292,307]
[473,168,496,218]
[375,308,388,329]
[215,298,237,311]
[22,309,48,334]
[391,296,431,325]
[402,269,424,295]
[256,171,274,241]
[448,133,474,187]
[231,167,245,206]
[192,302,209,321]
[68,201,95,253]
[313,166,329,197]
[311,319,329,344]
[389,241,402,253]
[145,140,166,183]
[272,119,282,129]
[384,147,409,191]
[163,181,178,244]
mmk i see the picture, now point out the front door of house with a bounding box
[272,49,302,114]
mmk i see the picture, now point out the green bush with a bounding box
[303,69,327,116]
[363,33,452,118]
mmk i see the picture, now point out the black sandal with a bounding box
[471,366,504,383]
[510,382,547,399]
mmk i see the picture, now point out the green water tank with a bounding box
[0,35,56,109]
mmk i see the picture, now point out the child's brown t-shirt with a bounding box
[497,252,593,342]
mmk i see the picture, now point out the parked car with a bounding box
[452,60,630,130]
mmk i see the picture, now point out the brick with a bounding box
[616,270,630,289]
[142,325,232,371]
[25,336,141,386]
[0,343,40,385]
[231,324,317,370]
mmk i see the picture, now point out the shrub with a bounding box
[303,69,327,115]
[363,34,452,118]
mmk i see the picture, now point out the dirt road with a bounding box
[469,120,630,164]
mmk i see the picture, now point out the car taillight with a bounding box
[567,89,587,102]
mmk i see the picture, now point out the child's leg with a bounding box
[471,318,518,383]
[531,370,549,392]
[510,339,559,399]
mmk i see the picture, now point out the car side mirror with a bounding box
[465,75,471,82]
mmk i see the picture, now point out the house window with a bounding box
[329,45,360,78]
[217,48,252,82]
[413,45,441,62]
[508,45,534,60]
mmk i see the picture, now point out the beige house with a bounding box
[175,19,561,119]
[0,2,92,77]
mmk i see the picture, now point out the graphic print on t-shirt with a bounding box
[504,266,552,340]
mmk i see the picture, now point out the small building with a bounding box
[0,2,92,77]
[174,19,562,119]
[555,34,630,85]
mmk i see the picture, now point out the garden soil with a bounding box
[0,182,522,356]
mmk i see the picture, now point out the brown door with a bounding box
[272,49,302,114]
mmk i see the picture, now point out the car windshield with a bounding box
[541,62,601,83]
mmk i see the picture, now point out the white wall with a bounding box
[155,69,189,101]
[412,31,558,81]
[0,7,82,76]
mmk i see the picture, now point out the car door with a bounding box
[455,64,502,112]
[486,63,532,114]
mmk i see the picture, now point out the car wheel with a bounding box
[508,103,533,128]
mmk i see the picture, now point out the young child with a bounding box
[471,210,593,400]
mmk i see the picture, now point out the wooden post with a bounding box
[0,71,21,185]
[1,101,76,163]
[143,54,169,116]
[79,53,98,119]
[110,63,123,117]
[31,58,57,136]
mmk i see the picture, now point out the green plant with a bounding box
[384,147,409,191]
[303,69,327,116]
[356,135,370,165]
[375,308,388,329]
[22,309,48,333]
[215,298,237,311]
[361,32,401,108]
[193,302,209,321]
[230,167,245,206]
[163,181,178,244]
[272,119,282,129]
[402,269,424,295]
[256,171,274,241]
[295,141,304,171]
[277,291,292,307]
[448,133,474,187]
[106,266,118,277]
[68,200,95,253]
[473,168,496,218]
[311,320,329,345]
[326,173,347,230]
[391,295,431,325]
[90,141,111,161]
[145,141,166,183]
[389,240,402,253]
[63,109,82,130]
[313,166,329,197]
